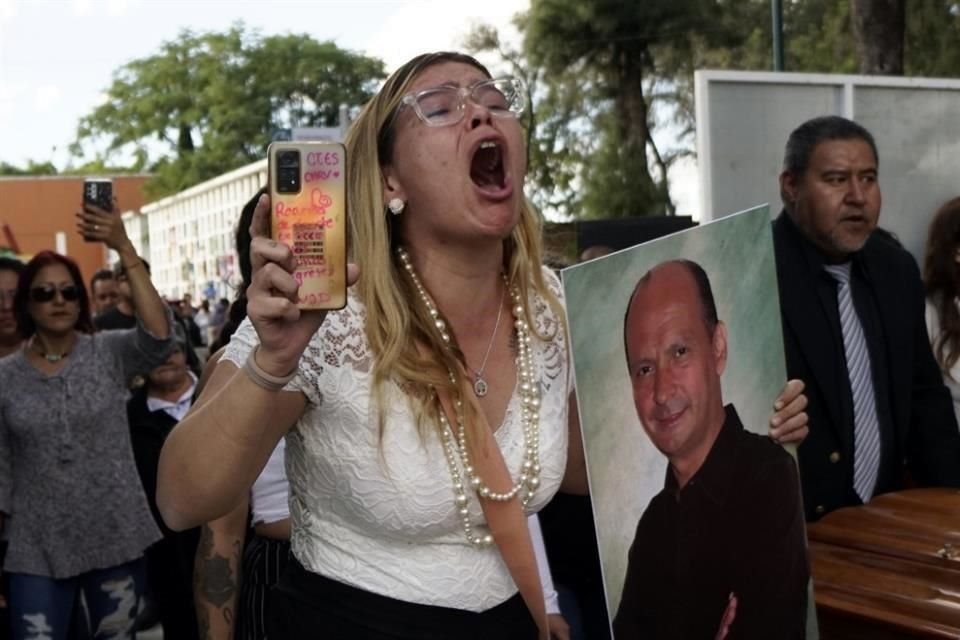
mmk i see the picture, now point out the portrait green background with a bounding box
[562,205,794,620]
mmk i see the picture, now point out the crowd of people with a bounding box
[0,49,956,640]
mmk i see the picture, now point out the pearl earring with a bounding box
[388,198,406,215]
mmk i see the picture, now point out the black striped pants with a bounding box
[235,534,291,640]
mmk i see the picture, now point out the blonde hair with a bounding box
[344,52,565,448]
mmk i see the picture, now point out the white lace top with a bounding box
[222,268,570,611]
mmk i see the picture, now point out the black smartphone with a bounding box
[83,178,113,211]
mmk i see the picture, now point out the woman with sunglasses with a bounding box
[158,52,808,639]
[0,202,173,640]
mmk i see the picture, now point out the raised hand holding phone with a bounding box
[246,193,359,377]
[268,142,348,310]
[75,190,130,252]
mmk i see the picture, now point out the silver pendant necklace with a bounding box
[471,283,505,397]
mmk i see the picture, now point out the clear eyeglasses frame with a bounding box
[398,76,527,127]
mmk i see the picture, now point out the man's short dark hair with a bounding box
[783,115,879,176]
[90,268,115,291]
[0,256,24,275]
[624,259,720,360]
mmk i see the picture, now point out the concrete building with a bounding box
[125,160,267,301]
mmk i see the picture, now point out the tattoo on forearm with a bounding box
[202,554,237,607]
[194,524,240,638]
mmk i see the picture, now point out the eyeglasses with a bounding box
[399,77,526,127]
[29,284,80,303]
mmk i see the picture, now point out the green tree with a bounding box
[711,0,960,77]
[0,160,58,176]
[473,0,758,219]
[73,24,385,197]
[471,1,960,221]
[904,1,960,76]
[523,0,688,218]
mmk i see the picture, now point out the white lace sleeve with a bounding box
[219,317,257,369]
[220,318,321,404]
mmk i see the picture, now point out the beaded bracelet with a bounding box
[242,346,297,392]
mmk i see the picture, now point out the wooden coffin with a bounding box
[806,488,960,639]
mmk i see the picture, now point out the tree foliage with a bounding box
[72,24,385,197]
[470,0,764,219]
[905,1,960,76]
[523,0,710,218]
[0,160,58,176]
[469,0,960,221]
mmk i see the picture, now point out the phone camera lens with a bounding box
[278,150,300,168]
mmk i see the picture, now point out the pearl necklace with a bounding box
[397,247,542,547]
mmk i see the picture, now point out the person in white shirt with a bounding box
[194,299,212,346]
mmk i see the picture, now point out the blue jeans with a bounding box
[6,558,145,640]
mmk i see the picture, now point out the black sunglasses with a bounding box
[30,284,81,303]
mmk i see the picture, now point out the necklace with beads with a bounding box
[397,247,542,548]
[29,336,71,363]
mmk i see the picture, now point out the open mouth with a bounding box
[470,140,506,190]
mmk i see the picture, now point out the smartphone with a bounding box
[83,178,113,211]
[81,178,113,242]
[268,141,347,310]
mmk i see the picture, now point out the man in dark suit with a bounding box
[773,115,960,522]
